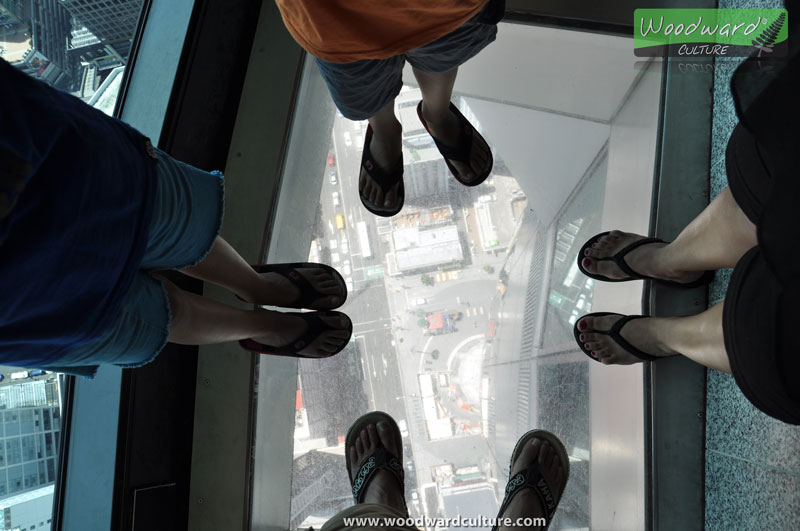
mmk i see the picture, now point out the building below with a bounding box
[0,484,54,531]
[388,224,464,275]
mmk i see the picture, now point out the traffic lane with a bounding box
[357,328,406,420]
[344,283,391,326]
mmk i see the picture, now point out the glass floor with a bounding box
[261,22,662,530]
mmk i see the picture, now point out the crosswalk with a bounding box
[433,270,459,282]
[462,306,485,317]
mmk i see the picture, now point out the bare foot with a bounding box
[582,230,703,284]
[498,438,567,531]
[420,102,491,184]
[576,314,677,365]
[252,311,351,357]
[241,267,345,310]
[349,421,407,511]
[359,122,403,211]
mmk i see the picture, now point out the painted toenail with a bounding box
[579,334,585,341]
[578,321,586,330]
[585,343,591,349]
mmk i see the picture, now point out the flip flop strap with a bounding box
[428,111,473,163]
[351,446,405,504]
[498,461,558,525]
[258,264,319,309]
[608,237,664,280]
[362,127,403,193]
[597,315,659,361]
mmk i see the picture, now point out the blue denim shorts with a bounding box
[49,150,224,378]
[315,14,498,120]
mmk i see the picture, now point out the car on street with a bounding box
[329,239,338,249]
[331,252,341,264]
[344,132,352,147]
[478,193,497,203]
[335,214,345,229]
[345,277,354,292]
[398,419,409,438]
[340,239,349,254]
[412,297,427,306]
[329,171,337,185]
[328,153,335,165]
[342,260,352,276]
[332,191,340,206]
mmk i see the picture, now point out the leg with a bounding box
[578,303,731,372]
[159,276,350,356]
[497,437,568,531]
[583,187,757,282]
[413,66,490,181]
[180,237,344,309]
[360,99,403,210]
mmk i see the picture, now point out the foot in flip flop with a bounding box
[348,420,407,512]
[576,313,677,365]
[359,122,404,215]
[417,101,492,186]
[494,433,569,531]
[239,263,346,310]
[579,230,710,287]
[245,311,352,358]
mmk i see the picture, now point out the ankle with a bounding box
[370,118,402,141]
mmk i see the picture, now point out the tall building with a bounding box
[0,403,62,498]
[0,0,25,26]
[59,0,143,58]
[298,342,368,446]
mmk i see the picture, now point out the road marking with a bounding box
[479,306,485,315]
[417,336,434,373]
[447,334,484,373]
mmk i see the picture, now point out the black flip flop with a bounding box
[241,262,347,310]
[573,312,665,363]
[345,411,409,516]
[359,124,404,217]
[577,231,714,288]
[417,101,493,187]
[492,429,570,531]
[239,310,352,358]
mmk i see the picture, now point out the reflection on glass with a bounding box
[284,26,659,530]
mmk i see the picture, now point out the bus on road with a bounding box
[356,221,371,259]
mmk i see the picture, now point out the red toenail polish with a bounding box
[584,249,590,256]
[591,351,596,357]
[585,344,590,349]
[584,258,591,266]
[578,321,586,330]
[579,334,585,341]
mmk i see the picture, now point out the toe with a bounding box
[376,420,397,454]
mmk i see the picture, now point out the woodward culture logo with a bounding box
[634,9,788,57]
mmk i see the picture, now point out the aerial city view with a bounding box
[290,87,605,530]
[0,0,142,101]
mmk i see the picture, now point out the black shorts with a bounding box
[723,124,799,425]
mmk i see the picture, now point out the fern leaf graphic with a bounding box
[752,12,787,56]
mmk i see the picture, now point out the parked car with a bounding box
[29,369,46,376]
[340,239,349,254]
[342,260,352,276]
[412,298,427,306]
[329,171,337,185]
[332,191,340,206]
[328,153,335,165]
[398,419,409,438]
